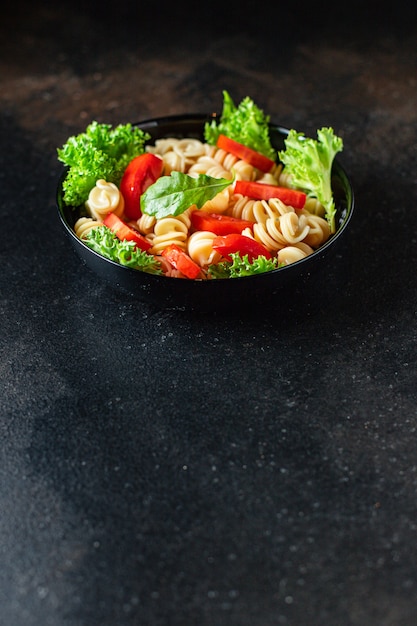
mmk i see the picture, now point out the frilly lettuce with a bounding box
[208,252,280,278]
[204,90,276,161]
[84,226,162,274]
[278,127,343,233]
[57,121,150,207]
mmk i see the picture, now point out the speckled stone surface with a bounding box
[1,1,417,625]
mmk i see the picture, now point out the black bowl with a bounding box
[56,114,354,311]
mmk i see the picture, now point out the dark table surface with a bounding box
[2,1,417,624]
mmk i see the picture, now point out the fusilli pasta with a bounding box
[74,217,102,239]
[148,208,193,255]
[75,133,337,279]
[85,179,124,221]
[187,231,222,267]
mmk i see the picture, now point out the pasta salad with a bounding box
[57,91,344,280]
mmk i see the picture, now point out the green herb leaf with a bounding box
[208,252,280,278]
[204,90,276,160]
[84,226,163,274]
[278,127,343,233]
[141,171,233,219]
[57,121,150,207]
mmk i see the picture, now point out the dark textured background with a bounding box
[1,1,417,624]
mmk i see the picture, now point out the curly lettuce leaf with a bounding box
[141,171,233,219]
[278,127,343,233]
[204,90,276,160]
[57,121,150,207]
[84,226,163,274]
[208,252,280,279]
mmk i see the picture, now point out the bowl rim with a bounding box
[56,113,355,286]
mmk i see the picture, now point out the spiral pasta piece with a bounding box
[228,195,258,221]
[135,213,156,235]
[160,150,187,175]
[148,138,208,174]
[279,212,310,243]
[304,197,326,217]
[278,242,314,265]
[188,156,233,180]
[201,187,232,214]
[149,217,189,254]
[241,201,283,252]
[148,208,193,254]
[203,144,218,158]
[212,147,239,171]
[245,222,284,252]
[147,138,181,155]
[74,217,102,240]
[187,231,222,267]
[85,179,124,221]
[231,159,257,181]
[176,207,193,230]
[175,138,208,158]
[243,199,311,253]
[266,197,296,217]
[252,199,275,225]
[256,172,282,185]
[301,213,331,248]
[268,162,284,180]
[276,167,293,188]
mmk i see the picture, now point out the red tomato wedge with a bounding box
[161,244,201,279]
[120,152,164,220]
[103,212,152,251]
[190,210,255,235]
[216,134,275,173]
[212,233,272,261]
[234,180,307,209]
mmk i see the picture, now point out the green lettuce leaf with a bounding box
[208,252,280,278]
[84,226,162,274]
[278,127,343,233]
[204,90,276,160]
[57,121,150,207]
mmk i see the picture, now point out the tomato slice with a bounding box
[161,243,201,279]
[103,212,152,251]
[120,152,164,220]
[234,180,306,209]
[190,210,254,235]
[212,233,271,261]
[216,134,275,173]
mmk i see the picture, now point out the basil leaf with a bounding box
[141,171,233,219]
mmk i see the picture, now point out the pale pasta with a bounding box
[85,179,124,221]
[302,213,331,247]
[230,159,257,181]
[200,187,232,214]
[75,133,338,279]
[212,147,239,171]
[241,198,328,254]
[147,138,208,174]
[188,155,233,180]
[304,197,326,217]
[135,212,156,235]
[229,196,258,221]
[148,208,193,255]
[187,231,222,267]
[74,217,102,239]
[278,242,315,265]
